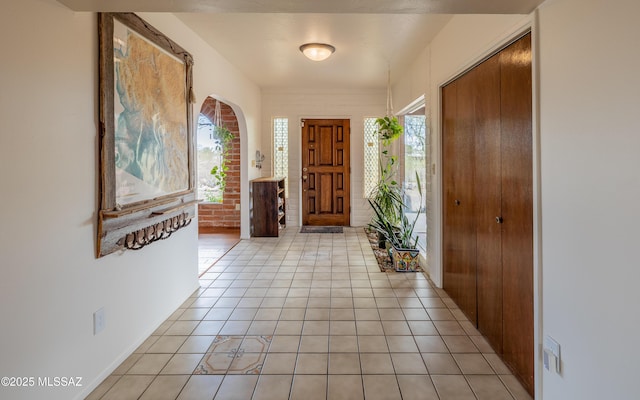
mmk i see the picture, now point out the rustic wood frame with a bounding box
[97,13,196,257]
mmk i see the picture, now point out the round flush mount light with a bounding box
[299,43,336,61]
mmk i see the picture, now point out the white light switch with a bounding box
[544,335,561,373]
[94,308,105,335]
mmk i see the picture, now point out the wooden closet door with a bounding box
[473,53,504,353]
[500,33,534,394]
[442,33,533,397]
[442,75,477,324]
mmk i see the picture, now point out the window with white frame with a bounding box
[403,110,427,250]
[197,114,224,203]
[273,117,289,197]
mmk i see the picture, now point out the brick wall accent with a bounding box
[198,97,241,231]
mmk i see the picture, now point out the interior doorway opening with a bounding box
[196,97,241,233]
[196,97,241,274]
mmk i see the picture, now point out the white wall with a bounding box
[0,1,261,399]
[392,45,429,115]
[537,0,640,398]
[393,0,640,398]
[261,88,386,227]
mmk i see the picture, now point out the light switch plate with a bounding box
[544,335,561,373]
[544,336,560,358]
[94,308,105,335]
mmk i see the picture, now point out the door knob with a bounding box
[454,200,461,206]
[496,216,503,224]
[302,175,308,181]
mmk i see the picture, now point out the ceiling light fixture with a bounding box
[299,43,335,61]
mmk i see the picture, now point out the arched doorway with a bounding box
[196,97,241,274]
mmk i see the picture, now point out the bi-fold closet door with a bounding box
[442,33,533,395]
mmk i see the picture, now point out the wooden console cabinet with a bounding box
[250,177,285,237]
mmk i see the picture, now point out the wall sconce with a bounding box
[255,150,265,169]
[299,43,335,61]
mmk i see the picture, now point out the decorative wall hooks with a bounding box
[119,212,193,251]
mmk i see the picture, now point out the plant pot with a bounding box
[377,231,386,249]
[391,246,419,272]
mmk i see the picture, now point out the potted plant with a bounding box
[375,116,403,145]
[368,173,422,272]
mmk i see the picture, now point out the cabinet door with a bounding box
[252,180,278,237]
[500,33,534,393]
[442,77,477,324]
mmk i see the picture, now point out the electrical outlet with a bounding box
[93,308,105,335]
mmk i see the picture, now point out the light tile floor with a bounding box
[88,228,533,400]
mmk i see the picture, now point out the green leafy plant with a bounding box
[368,172,423,250]
[375,116,403,145]
[205,189,223,204]
[368,151,403,226]
[210,125,234,194]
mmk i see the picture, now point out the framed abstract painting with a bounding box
[97,13,196,257]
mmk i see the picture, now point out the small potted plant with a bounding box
[368,173,422,272]
[375,116,403,145]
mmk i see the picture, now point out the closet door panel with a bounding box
[473,54,503,353]
[442,82,460,309]
[442,79,477,324]
[500,33,534,394]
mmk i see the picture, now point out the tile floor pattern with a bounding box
[88,228,532,400]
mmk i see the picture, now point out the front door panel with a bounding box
[302,119,350,226]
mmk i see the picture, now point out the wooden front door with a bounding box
[301,119,350,226]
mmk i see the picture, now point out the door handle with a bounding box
[496,216,503,224]
[302,175,308,181]
[454,200,461,206]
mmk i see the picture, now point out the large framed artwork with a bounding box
[97,13,196,257]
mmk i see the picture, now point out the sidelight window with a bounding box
[273,117,289,197]
[363,117,379,197]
